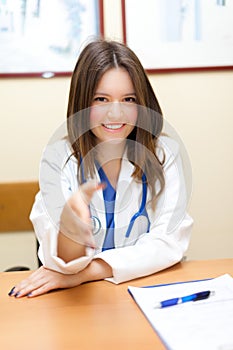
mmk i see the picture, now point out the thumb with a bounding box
[79,180,106,205]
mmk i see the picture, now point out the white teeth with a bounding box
[103,124,123,130]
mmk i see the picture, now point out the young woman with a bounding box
[9,39,193,298]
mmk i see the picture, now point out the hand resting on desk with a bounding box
[8,259,112,298]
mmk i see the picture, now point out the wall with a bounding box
[0,0,232,271]
[150,71,233,260]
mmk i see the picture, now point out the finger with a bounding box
[68,181,105,221]
[79,180,106,205]
[26,282,57,298]
[9,267,48,298]
[14,269,77,298]
[14,282,45,298]
[60,204,95,247]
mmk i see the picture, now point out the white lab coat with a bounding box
[30,136,193,284]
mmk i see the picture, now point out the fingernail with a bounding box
[27,292,33,297]
[8,287,15,296]
[14,292,20,298]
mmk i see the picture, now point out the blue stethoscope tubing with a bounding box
[124,173,150,238]
[80,160,150,238]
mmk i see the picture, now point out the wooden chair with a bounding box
[0,181,41,271]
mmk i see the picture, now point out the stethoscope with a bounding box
[91,172,150,238]
[124,173,150,238]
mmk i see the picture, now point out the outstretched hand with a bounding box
[60,181,105,248]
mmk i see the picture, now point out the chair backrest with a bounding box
[0,181,39,232]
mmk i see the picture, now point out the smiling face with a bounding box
[89,68,138,144]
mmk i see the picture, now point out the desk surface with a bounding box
[0,259,232,350]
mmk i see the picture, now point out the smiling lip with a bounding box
[102,123,125,131]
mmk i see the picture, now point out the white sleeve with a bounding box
[94,214,192,284]
[94,139,193,284]
[30,140,95,274]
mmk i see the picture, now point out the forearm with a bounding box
[57,232,86,262]
[57,233,113,283]
[78,258,113,284]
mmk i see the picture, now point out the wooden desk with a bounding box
[0,259,232,350]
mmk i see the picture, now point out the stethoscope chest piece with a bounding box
[91,215,101,235]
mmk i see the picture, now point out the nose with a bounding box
[107,102,123,119]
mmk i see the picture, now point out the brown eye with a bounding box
[124,97,136,103]
[94,97,107,102]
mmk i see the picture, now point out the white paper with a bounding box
[128,274,233,350]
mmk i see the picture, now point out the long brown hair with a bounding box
[67,38,165,205]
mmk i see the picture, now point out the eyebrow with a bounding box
[94,92,136,96]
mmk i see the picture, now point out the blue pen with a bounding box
[154,290,214,309]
